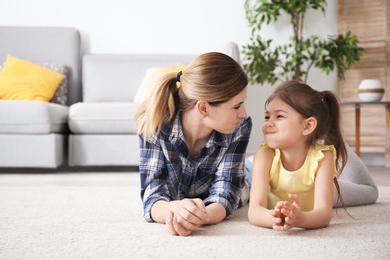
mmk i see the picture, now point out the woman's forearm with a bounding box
[150,200,181,223]
[204,203,226,224]
[151,199,226,225]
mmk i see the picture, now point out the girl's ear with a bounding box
[196,100,208,118]
[302,117,317,136]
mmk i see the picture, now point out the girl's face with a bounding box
[262,97,307,149]
[206,87,248,134]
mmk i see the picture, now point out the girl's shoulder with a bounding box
[310,144,337,178]
[259,142,279,152]
[252,143,276,173]
[255,143,277,161]
[311,144,336,158]
[259,142,274,153]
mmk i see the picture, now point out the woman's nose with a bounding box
[239,106,247,118]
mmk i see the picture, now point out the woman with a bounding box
[135,52,252,236]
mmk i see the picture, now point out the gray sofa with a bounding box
[0,26,82,169]
[68,42,240,167]
[0,25,240,168]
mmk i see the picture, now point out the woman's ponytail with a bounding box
[135,73,179,140]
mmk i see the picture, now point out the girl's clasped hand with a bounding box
[271,194,302,230]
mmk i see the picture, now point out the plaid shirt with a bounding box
[139,113,252,222]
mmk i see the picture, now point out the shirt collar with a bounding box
[164,112,229,148]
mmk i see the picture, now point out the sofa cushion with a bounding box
[0,55,65,102]
[68,102,138,134]
[0,100,69,134]
[0,62,69,105]
[40,63,69,105]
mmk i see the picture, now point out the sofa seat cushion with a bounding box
[0,100,69,134]
[68,102,138,134]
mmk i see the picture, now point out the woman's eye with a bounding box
[264,116,270,121]
[234,105,241,110]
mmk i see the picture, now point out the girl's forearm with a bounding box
[294,208,332,229]
[248,206,274,228]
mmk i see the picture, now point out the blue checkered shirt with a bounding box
[139,113,252,222]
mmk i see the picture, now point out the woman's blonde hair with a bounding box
[134,52,248,140]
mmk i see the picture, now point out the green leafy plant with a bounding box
[242,0,364,85]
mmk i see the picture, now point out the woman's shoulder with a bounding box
[229,116,252,141]
[160,112,180,135]
[237,116,252,132]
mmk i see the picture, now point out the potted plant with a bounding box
[242,0,364,85]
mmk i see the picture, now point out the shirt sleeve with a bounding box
[310,144,337,181]
[203,117,252,218]
[139,135,171,223]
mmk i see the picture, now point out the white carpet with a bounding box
[0,172,389,260]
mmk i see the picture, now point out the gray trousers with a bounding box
[244,144,379,207]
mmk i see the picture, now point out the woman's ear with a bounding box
[196,100,208,118]
[302,117,317,136]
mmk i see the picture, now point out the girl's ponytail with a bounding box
[321,91,347,176]
[322,90,349,211]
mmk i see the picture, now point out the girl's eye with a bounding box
[277,114,284,118]
[264,116,270,121]
[234,105,241,110]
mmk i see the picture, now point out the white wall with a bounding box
[0,0,341,154]
[0,0,253,54]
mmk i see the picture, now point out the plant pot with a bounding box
[358,79,384,102]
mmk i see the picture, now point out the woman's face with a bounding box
[206,87,248,134]
[262,97,307,149]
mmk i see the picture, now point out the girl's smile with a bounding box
[262,97,307,149]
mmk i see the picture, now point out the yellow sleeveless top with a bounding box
[264,144,337,211]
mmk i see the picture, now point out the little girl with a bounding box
[247,81,378,230]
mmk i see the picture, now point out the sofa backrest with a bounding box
[82,42,242,103]
[82,54,196,102]
[0,26,82,106]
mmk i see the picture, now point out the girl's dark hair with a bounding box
[266,80,348,206]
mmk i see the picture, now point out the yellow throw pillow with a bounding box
[0,55,65,102]
[134,65,187,103]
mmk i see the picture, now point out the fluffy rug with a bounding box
[0,172,389,260]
